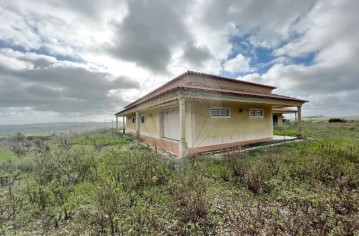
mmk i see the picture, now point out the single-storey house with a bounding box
[115,71,308,158]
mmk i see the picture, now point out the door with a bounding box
[273,115,278,126]
[163,108,180,140]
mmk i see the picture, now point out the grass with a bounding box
[0,123,358,235]
[73,132,133,147]
[273,121,298,136]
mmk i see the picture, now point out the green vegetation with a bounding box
[273,126,297,136]
[0,123,358,235]
[328,118,347,123]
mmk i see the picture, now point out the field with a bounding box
[0,121,358,235]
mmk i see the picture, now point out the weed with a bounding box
[0,122,358,235]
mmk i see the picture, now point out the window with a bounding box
[132,117,135,123]
[210,108,230,118]
[141,115,145,124]
[250,108,264,117]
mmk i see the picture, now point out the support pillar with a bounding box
[179,95,187,158]
[122,116,125,134]
[278,114,283,127]
[135,111,140,138]
[296,106,303,138]
[115,116,118,129]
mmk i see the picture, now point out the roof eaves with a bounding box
[116,86,180,115]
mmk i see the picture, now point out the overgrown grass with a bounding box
[72,131,133,150]
[0,123,358,235]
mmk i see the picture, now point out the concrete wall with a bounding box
[137,108,161,138]
[190,101,273,148]
[125,100,273,154]
[125,114,136,133]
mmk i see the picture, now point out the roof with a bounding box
[123,70,276,110]
[182,85,307,102]
[116,83,308,115]
[186,71,276,89]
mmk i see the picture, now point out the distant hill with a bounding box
[0,122,122,137]
[339,115,359,121]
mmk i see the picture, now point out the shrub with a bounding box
[33,147,98,185]
[15,157,35,172]
[329,118,346,123]
[223,153,280,194]
[11,144,26,157]
[88,179,128,235]
[103,150,169,193]
[167,167,212,234]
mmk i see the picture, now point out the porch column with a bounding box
[179,95,187,158]
[296,106,303,138]
[115,116,118,129]
[278,114,283,127]
[122,116,125,134]
[135,111,140,138]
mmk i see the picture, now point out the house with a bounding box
[115,71,308,158]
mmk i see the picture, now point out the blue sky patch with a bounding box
[292,52,316,66]
[224,35,317,76]
[225,35,276,76]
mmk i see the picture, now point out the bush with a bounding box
[88,179,128,235]
[1,123,358,235]
[102,150,169,193]
[167,167,212,234]
[329,118,346,123]
[223,152,280,194]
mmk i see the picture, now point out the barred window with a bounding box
[210,108,230,118]
[249,108,264,117]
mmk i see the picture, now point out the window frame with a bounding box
[210,107,231,118]
[249,108,264,118]
[132,117,136,124]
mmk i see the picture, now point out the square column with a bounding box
[122,116,125,134]
[296,106,303,138]
[179,95,187,158]
[115,116,118,129]
[135,111,140,138]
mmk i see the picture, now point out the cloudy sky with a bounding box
[0,0,358,124]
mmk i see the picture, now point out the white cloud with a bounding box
[275,0,359,59]
[223,54,253,73]
[0,49,139,115]
[0,0,358,123]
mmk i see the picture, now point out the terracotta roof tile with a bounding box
[124,70,276,109]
